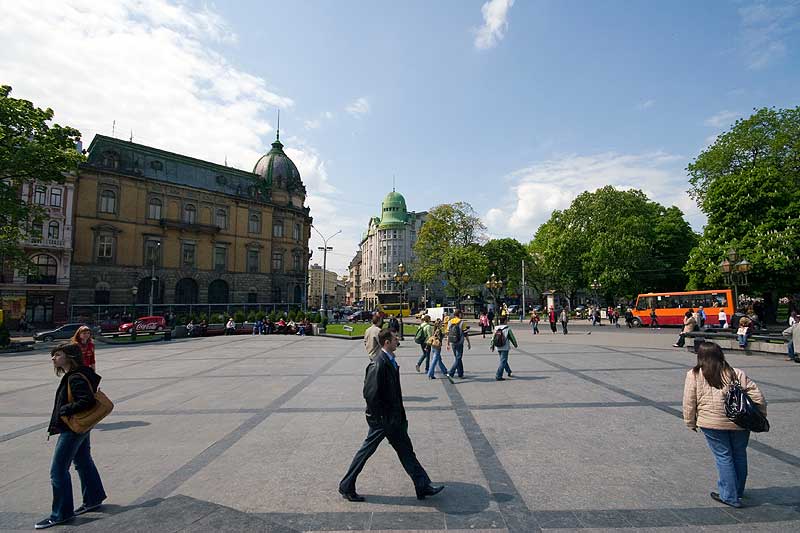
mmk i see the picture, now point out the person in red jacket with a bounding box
[71,326,96,370]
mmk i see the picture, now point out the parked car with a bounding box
[97,318,122,332]
[33,323,86,342]
[347,310,374,322]
[119,315,167,333]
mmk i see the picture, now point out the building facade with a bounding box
[0,178,76,327]
[346,251,362,305]
[69,133,311,315]
[308,263,340,310]
[358,191,427,311]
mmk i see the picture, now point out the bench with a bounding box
[684,330,789,355]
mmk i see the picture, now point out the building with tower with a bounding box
[68,131,312,318]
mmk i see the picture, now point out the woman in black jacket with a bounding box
[36,343,106,530]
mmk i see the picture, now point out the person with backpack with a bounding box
[446,309,471,379]
[491,315,518,381]
[426,319,449,380]
[414,316,434,373]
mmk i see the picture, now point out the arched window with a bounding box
[99,189,116,213]
[183,204,196,224]
[47,221,60,240]
[248,213,261,234]
[208,279,229,304]
[102,151,120,169]
[215,208,227,228]
[27,254,57,284]
[293,223,301,241]
[148,198,162,219]
[272,220,284,238]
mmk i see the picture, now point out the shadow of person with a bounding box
[741,486,800,507]
[361,481,492,514]
[402,396,439,403]
[95,420,151,431]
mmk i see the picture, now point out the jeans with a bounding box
[738,334,748,347]
[719,320,727,329]
[448,343,464,377]
[561,321,568,334]
[788,340,795,358]
[531,322,539,334]
[496,350,511,379]
[50,431,106,521]
[701,428,750,505]
[416,345,431,372]
[427,347,448,378]
[675,333,687,347]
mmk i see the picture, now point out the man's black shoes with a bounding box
[416,484,445,500]
[74,502,103,516]
[34,517,73,529]
[339,488,365,502]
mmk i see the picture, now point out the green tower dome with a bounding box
[379,190,409,229]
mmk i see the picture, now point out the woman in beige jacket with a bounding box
[683,342,766,508]
[673,310,697,347]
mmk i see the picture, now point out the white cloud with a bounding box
[324,111,334,119]
[0,0,292,171]
[345,97,370,117]
[474,0,514,50]
[637,99,655,110]
[484,152,706,242]
[304,119,321,130]
[704,110,741,128]
[738,2,799,69]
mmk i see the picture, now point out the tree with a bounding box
[685,107,800,297]
[481,238,534,298]
[0,85,83,269]
[529,186,697,301]
[413,202,488,303]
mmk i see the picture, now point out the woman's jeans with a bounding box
[676,333,687,347]
[416,345,431,372]
[448,343,464,378]
[701,428,750,504]
[496,350,511,379]
[50,430,106,521]
[531,322,539,334]
[427,347,448,378]
[738,334,748,347]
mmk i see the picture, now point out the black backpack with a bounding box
[448,322,463,344]
[493,327,506,348]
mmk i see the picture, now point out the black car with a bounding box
[347,310,373,322]
[33,323,86,342]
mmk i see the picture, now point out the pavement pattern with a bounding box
[1,323,799,532]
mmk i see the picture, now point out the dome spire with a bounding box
[276,108,280,142]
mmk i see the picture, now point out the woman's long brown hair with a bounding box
[692,341,731,389]
[70,325,93,345]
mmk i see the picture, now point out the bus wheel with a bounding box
[631,318,642,328]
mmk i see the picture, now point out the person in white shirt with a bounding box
[718,309,728,329]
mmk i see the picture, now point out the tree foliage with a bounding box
[685,106,800,293]
[0,85,83,268]
[413,202,488,301]
[529,186,697,300]
[481,238,534,297]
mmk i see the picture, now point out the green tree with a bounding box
[685,107,800,296]
[413,202,488,303]
[529,186,697,301]
[1,86,83,269]
[481,238,534,298]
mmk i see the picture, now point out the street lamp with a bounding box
[148,242,161,316]
[131,286,138,338]
[590,279,602,307]
[485,273,503,309]
[718,248,751,307]
[393,263,411,340]
[312,226,341,317]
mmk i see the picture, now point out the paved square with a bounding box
[1,325,799,532]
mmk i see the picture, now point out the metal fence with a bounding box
[69,302,307,324]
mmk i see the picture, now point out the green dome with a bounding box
[379,190,408,228]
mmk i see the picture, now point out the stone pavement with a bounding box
[1,324,799,532]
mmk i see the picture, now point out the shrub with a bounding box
[321,316,329,328]
[256,311,265,321]
[198,313,208,323]
[234,310,246,323]
[247,311,257,322]
[288,309,296,321]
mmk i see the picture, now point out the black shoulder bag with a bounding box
[724,371,769,433]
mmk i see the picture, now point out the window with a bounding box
[272,251,283,272]
[273,220,284,238]
[248,290,258,303]
[33,186,47,204]
[248,213,261,234]
[145,240,161,266]
[31,221,43,240]
[99,190,116,213]
[148,198,162,220]
[293,253,301,271]
[47,221,59,240]
[182,243,196,268]
[183,204,196,224]
[215,208,228,229]
[214,245,227,270]
[293,223,301,241]
[28,254,57,283]
[49,188,62,207]
[247,249,259,273]
[97,235,114,261]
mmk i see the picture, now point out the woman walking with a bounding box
[37,343,107,529]
[529,310,540,334]
[479,311,489,338]
[426,319,448,379]
[491,316,518,381]
[548,306,557,333]
[682,342,766,508]
[71,325,96,370]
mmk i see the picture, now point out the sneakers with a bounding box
[673,344,681,347]
[415,364,420,373]
[35,517,73,529]
[710,492,742,508]
[507,372,513,378]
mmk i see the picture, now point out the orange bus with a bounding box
[632,289,734,327]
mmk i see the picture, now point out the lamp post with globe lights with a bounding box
[485,273,503,311]
[393,263,411,340]
[718,248,751,308]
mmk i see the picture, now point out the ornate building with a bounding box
[0,178,76,327]
[69,133,311,314]
[346,251,362,305]
[357,190,427,311]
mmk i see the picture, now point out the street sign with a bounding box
[343,325,354,332]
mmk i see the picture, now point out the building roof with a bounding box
[253,135,306,194]
[378,190,409,229]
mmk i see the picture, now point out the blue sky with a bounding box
[2,0,799,273]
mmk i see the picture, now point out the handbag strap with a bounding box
[66,372,94,404]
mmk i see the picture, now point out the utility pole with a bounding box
[148,242,161,316]
[521,259,526,322]
[312,226,341,316]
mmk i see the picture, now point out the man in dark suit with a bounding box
[338,329,444,502]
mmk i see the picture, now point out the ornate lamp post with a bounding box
[718,248,751,308]
[148,241,161,316]
[590,279,602,307]
[485,273,503,310]
[131,286,138,339]
[393,263,410,340]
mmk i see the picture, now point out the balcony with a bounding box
[23,237,67,249]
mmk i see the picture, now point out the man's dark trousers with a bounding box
[339,417,431,494]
